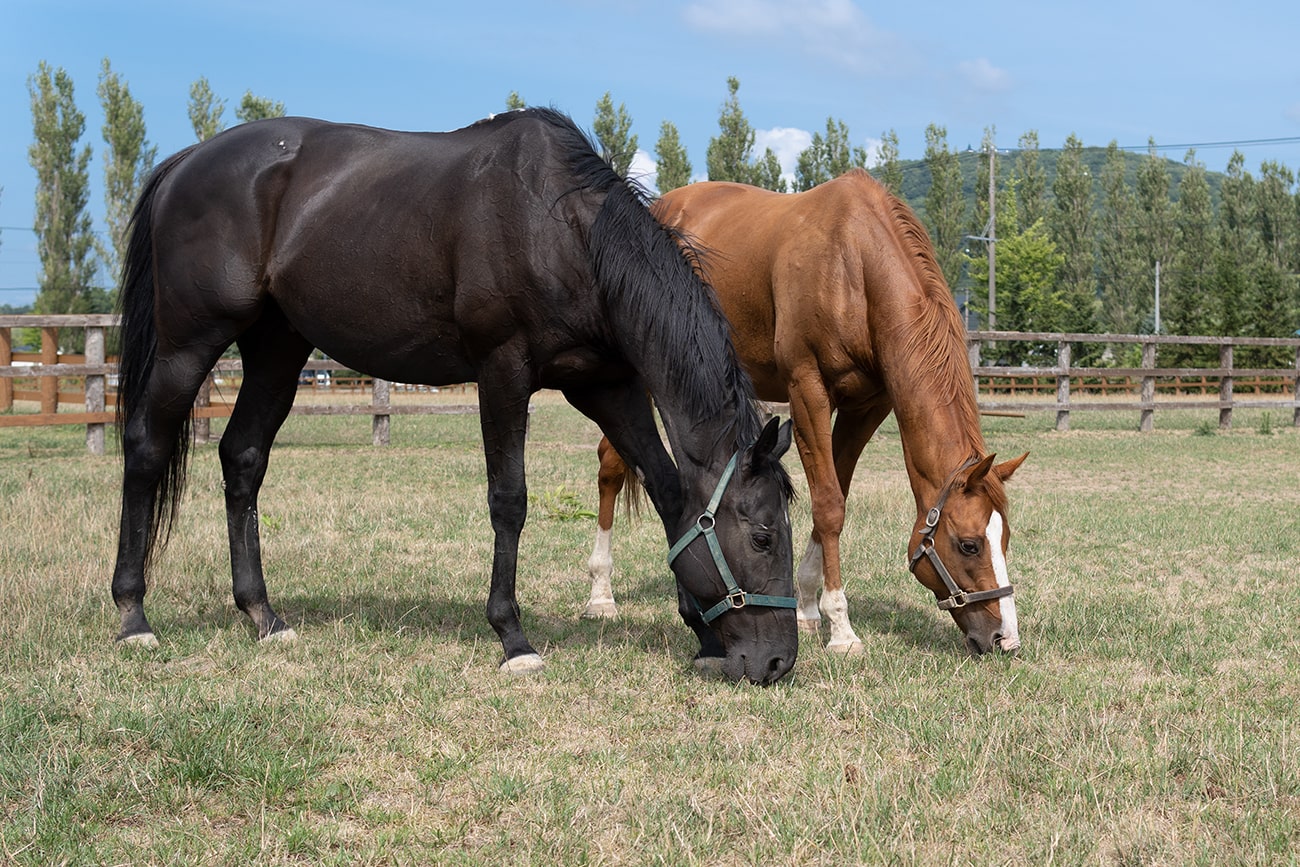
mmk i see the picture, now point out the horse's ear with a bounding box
[962,453,998,488]
[752,417,793,467]
[995,452,1029,482]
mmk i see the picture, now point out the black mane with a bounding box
[501,108,763,452]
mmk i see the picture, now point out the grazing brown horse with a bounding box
[585,170,1027,656]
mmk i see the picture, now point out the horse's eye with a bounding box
[752,532,773,552]
[959,539,981,556]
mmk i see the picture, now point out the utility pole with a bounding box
[987,140,996,331]
[1154,260,1161,333]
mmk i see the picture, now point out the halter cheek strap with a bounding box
[667,450,798,624]
[908,457,1015,611]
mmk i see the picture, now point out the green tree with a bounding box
[1256,160,1297,271]
[1014,130,1047,230]
[188,76,225,141]
[794,117,867,191]
[653,121,692,193]
[1134,140,1175,331]
[1096,141,1145,335]
[593,92,638,178]
[1165,150,1215,351]
[505,91,526,110]
[706,76,756,184]
[874,129,902,196]
[97,58,156,288]
[1048,134,1096,328]
[922,123,966,290]
[752,147,787,193]
[1214,151,1258,337]
[967,183,1068,362]
[28,61,100,324]
[236,91,286,123]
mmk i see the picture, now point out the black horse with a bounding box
[111,108,798,684]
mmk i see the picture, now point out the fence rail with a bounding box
[1,314,478,452]
[967,330,1300,432]
[4,317,1298,452]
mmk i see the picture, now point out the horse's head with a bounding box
[908,452,1028,656]
[669,417,798,685]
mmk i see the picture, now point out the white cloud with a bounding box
[627,149,659,194]
[755,127,813,187]
[683,0,906,75]
[860,136,885,168]
[957,57,1011,93]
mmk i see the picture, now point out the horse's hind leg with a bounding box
[113,346,228,645]
[218,311,312,641]
[583,437,626,619]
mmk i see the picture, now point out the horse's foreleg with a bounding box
[478,363,542,674]
[219,322,311,641]
[786,376,863,654]
[583,437,626,619]
[563,383,726,664]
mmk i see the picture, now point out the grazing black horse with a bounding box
[111,108,798,684]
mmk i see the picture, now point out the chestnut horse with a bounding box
[585,170,1026,656]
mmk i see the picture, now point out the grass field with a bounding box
[2,396,1298,865]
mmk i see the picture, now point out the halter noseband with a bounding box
[667,450,798,624]
[908,456,1015,612]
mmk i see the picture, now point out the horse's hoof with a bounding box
[117,632,159,648]
[826,639,865,656]
[499,653,545,675]
[797,617,822,633]
[581,599,618,619]
[261,628,298,644]
[693,656,726,679]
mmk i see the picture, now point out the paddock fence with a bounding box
[3,316,1298,452]
[0,314,480,453]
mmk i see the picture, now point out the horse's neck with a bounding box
[893,394,985,513]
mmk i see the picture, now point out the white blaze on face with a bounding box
[985,510,1020,652]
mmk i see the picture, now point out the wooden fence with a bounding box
[967,331,1300,432]
[5,317,1299,452]
[0,314,479,453]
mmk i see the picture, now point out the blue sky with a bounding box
[3,0,1299,305]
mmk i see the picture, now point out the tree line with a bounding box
[13,63,1300,366]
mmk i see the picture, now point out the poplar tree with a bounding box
[794,117,867,191]
[1214,151,1257,337]
[1048,134,1097,330]
[706,76,756,184]
[1014,131,1047,230]
[235,91,286,123]
[922,123,965,289]
[505,91,526,110]
[28,61,99,321]
[752,147,787,193]
[97,58,156,287]
[653,121,692,193]
[1135,140,1175,331]
[593,92,638,178]
[188,76,226,141]
[1165,149,1215,355]
[1096,142,1145,335]
[874,129,903,197]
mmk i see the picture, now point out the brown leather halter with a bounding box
[908,457,1015,612]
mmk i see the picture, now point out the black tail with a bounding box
[116,146,197,561]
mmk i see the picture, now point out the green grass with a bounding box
[2,397,1298,864]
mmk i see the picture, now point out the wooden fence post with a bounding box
[1139,341,1156,432]
[1219,341,1234,430]
[372,378,391,446]
[0,325,11,411]
[1293,345,1300,428]
[85,325,106,455]
[967,337,981,399]
[193,376,212,443]
[40,327,59,414]
[1055,339,1071,432]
